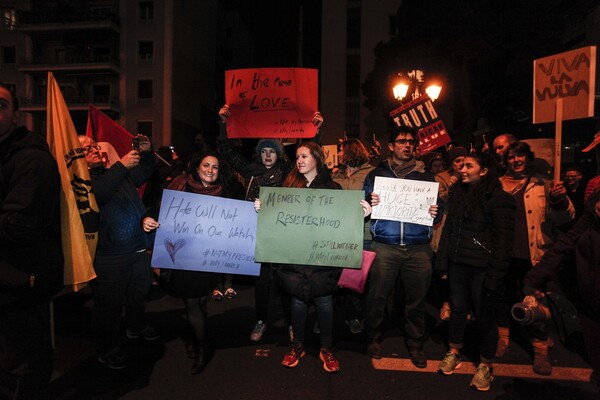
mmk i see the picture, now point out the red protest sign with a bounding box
[224,68,318,139]
[389,95,450,155]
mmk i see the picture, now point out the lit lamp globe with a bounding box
[425,85,442,101]
[393,82,410,101]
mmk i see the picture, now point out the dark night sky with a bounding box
[229,1,321,68]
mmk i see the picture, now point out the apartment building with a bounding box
[0,0,252,156]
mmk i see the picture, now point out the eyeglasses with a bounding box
[82,144,101,154]
[394,139,417,146]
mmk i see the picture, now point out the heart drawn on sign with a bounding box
[164,238,186,263]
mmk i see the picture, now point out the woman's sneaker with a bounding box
[470,364,493,391]
[126,326,160,341]
[97,350,127,370]
[282,343,305,368]
[212,289,223,301]
[224,288,237,299]
[319,347,340,373]
[437,351,462,375]
[250,320,266,342]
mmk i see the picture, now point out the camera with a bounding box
[131,136,141,151]
[511,295,551,325]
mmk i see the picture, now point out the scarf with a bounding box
[389,158,425,178]
[167,172,223,197]
[502,172,530,195]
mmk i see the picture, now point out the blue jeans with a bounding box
[364,241,432,348]
[92,251,152,355]
[290,295,334,348]
[448,263,497,361]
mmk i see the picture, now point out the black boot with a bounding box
[191,345,214,374]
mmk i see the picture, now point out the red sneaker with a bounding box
[319,347,340,373]
[282,343,305,368]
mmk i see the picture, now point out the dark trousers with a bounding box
[364,241,432,348]
[255,264,291,326]
[448,263,498,361]
[290,295,334,348]
[497,257,547,341]
[0,300,52,400]
[92,251,152,356]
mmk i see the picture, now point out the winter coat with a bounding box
[499,175,574,266]
[436,178,516,293]
[90,150,154,255]
[217,123,292,200]
[277,169,343,302]
[525,191,600,320]
[363,159,443,246]
[0,127,63,305]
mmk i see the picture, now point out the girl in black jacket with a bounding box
[435,152,515,391]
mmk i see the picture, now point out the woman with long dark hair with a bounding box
[143,151,230,374]
[435,152,515,391]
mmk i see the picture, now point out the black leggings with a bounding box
[184,296,208,347]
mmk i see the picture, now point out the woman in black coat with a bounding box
[435,152,515,391]
[255,142,370,374]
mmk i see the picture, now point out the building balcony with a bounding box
[18,55,120,75]
[19,95,120,113]
[18,10,119,34]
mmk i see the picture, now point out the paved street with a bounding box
[48,277,598,400]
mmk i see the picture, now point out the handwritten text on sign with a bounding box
[225,68,318,139]
[371,177,439,226]
[151,189,260,276]
[255,187,364,269]
[389,94,450,155]
[533,46,596,124]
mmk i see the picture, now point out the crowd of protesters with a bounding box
[2,81,600,397]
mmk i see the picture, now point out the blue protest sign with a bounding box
[151,189,260,276]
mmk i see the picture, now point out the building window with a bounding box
[139,1,154,21]
[138,41,153,62]
[137,120,153,137]
[1,46,16,65]
[93,84,110,103]
[1,8,16,30]
[137,80,153,102]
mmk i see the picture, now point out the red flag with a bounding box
[86,105,148,197]
[86,104,133,157]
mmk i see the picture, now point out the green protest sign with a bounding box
[256,187,364,268]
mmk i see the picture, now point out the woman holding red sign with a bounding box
[218,104,324,344]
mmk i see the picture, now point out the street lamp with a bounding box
[393,69,442,102]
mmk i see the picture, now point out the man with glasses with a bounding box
[1,83,63,398]
[78,134,158,370]
[363,127,442,368]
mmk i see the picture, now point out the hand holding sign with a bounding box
[371,177,439,226]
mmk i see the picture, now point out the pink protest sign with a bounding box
[225,68,318,138]
[389,95,450,155]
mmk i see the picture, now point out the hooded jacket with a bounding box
[0,127,63,305]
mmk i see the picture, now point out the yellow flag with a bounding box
[46,72,98,288]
